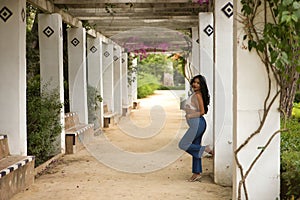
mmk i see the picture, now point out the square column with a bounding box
[232,2,280,199]
[102,43,114,112]
[0,0,26,155]
[87,34,104,128]
[121,52,129,115]
[38,13,65,153]
[131,58,138,105]
[214,0,234,186]
[113,45,122,116]
[67,27,88,124]
[191,27,200,75]
[198,12,214,153]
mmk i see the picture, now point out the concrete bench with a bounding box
[133,101,140,109]
[0,135,35,200]
[122,104,132,116]
[103,104,117,128]
[64,112,94,154]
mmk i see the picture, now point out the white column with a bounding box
[102,43,114,112]
[87,34,104,128]
[38,13,65,153]
[131,58,138,104]
[121,53,129,115]
[67,27,88,124]
[214,0,234,186]
[198,12,214,150]
[0,0,26,155]
[191,27,200,75]
[232,2,280,199]
[127,57,134,108]
[113,45,122,116]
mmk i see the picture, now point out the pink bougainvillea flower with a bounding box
[193,0,209,5]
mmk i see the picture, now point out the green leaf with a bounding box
[292,1,300,9]
[270,50,279,64]
[248,40,257,51]
[242,5,252,15]
[291,14,298,22]
[256,40,265,52]
[283,0,293,6]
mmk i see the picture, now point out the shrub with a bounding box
[137,73,160,98]
[281,118,300,199]
[27,75,63,166]
[294,92,300,103]
[292,102,300,119]
[158,84,185,90]
[138,84,154,98]
[87,85,102,127]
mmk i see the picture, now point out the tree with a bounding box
[137,54,172,83]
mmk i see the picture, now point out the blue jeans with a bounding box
[178,116,207,174]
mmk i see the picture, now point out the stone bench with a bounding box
[122,104,132,116]
[64,112,94,154]
[133,101,140,109]
[0,135,35,200]
[103,104,117,128]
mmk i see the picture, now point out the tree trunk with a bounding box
[280,66,299,118]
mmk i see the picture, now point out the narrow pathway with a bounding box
[12,90,231,200]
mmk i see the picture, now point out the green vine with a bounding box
[240,0,300,116]
[237,0,300,199]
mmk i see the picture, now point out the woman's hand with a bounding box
[185,113,191,120]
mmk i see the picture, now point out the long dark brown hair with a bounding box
[190,75,210,114]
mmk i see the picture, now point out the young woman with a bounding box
[178,74,212,182]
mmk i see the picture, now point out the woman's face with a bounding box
[192,78,201,92]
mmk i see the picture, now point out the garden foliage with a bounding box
[137,73,160,98]
[87,85,103,127]
[27,75,63,166]
[281,118,300,199]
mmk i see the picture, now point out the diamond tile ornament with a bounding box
[204,25,214,37]
[104,51,110,57]
[113,56,119,61]
[21,8,25,22]
[0,6,13,22]
[43,26,54,38]
[71,38,80,47]
[90,46,97,53]
[221,2,233,18]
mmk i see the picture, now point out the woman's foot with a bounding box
[204,145,214,156]
[187,174,202,182]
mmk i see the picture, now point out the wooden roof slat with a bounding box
[28,0,210,43]
[28,0,82,28]
[53,0,198,4]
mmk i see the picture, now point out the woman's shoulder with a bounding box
[194,92,202,98]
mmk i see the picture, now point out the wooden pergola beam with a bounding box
[27,0,82,28]
[57,3,205,9]
[53,0,196,4]
[27,0,206,39]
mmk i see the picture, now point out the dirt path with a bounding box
[12,90,232,200]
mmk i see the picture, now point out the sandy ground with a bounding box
[12,90,232,200]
